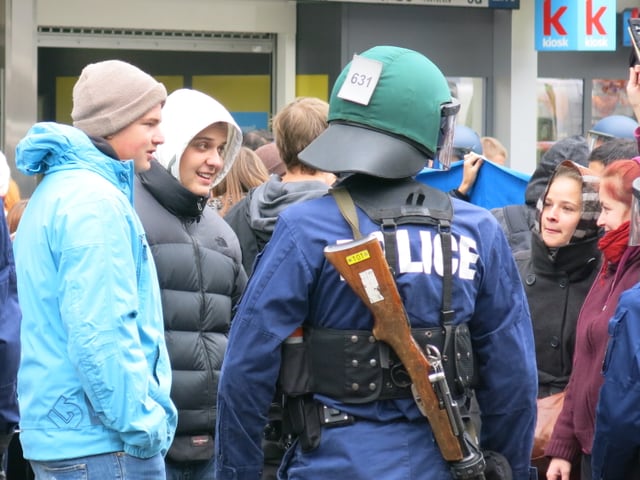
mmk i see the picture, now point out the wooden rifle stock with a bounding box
[324,234,464,462]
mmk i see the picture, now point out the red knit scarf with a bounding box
[598,220,630,267]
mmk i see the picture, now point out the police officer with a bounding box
[215,46,537,480]
[587,114,639,151]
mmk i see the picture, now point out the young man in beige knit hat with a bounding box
[13,59,177,479]
[72,59,167,172]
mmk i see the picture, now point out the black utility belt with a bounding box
[278,324,477,404]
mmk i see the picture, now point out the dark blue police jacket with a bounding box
[0,199,20,438]
[215,192,537,480]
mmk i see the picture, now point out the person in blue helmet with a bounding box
[215,45,537,480]
[586,115,639,151]
[452,125,483,159]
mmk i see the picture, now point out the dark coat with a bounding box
[135,161,247,462]
[515,232,601,397]
[546,246,640,462]
[0,199,20,448]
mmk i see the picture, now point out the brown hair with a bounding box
[272,97,329,174]
[4,178,21,213]
[211,146,269,215]
[7,198,28,236]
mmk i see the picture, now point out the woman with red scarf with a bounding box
[546,158,640,480]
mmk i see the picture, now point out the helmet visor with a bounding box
[586,131,613,152]
[433,99,461,170]
[630,178,640,246]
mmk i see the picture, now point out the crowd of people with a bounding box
[2,48,640,480]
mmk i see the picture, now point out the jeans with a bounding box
[165,456,215,480]
[30,452,165,480]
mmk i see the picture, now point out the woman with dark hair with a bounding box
[514,161,601,479]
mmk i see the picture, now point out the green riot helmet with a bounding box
[299,46,459,178]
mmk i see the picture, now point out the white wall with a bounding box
[37,0,296,33]
[36,0,298,112]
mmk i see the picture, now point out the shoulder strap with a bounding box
[330,186,362,241]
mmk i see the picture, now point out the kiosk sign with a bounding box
[535,0,616,51]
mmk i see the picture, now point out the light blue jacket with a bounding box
[13,122,177,461]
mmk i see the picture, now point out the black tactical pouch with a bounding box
[278,339,311,396]
[282,395,321,452]
[453,323,477,396]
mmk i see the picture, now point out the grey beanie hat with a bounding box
[72,60,167,137]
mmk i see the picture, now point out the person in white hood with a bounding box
[134,88,247,480]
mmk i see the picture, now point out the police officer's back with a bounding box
[215,45,537,480]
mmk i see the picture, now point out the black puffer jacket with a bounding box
[135,160,247,461]
[491,136,589,253]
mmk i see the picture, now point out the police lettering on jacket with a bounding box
[339,229,478,280]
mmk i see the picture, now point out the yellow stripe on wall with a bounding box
[56,77,77,125]
[193,75,271,112]
[55,73,329,124]
[295,74,329,101]
[156,76,185,95]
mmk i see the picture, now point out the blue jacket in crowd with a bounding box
[0,198,20,446]
[215,192,537,479]
[592,282,640,479]
[13,122,177,461]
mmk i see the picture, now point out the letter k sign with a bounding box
[586,0,606,35]
[544,0,567,35]
[536,0,614,52]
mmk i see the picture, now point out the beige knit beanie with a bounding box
[71,60,167,137]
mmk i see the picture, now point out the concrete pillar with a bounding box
[3,0,38,194]
[274,31,296,113]
[493,1,538,175]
